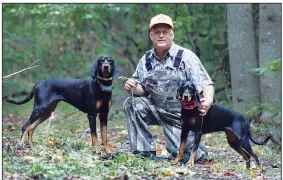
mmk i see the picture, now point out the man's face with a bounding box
[150,24,174,51]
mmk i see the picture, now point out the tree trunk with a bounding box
[227,4,261,115]
[259,4,282,122]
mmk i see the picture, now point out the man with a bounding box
[123,14,214,162]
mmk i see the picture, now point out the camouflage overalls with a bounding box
[123,43,213,161]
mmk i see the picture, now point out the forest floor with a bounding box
[2,103,281,180]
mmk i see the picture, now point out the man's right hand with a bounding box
[124,78,147,96]
[124,78,139,92]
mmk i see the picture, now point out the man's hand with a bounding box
[197,98,212,116]
[198,85,214,116]
[124,78,138,92]
[124,78,147,96]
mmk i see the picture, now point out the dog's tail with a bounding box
[6,85,36,105]
[248,126,271,145]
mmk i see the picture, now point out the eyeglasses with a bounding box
[152,30,170,36]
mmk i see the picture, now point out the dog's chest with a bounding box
[96,98,111,111]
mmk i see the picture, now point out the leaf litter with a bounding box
[2,112,282,179]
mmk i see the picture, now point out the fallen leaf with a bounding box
[255,151,260,155]
[118,130,127,136]
[47,139,55,147]
[107,142,117,148]
[203,159,214,165]
[162,171,171,176]
[212,163,221,172]
[156,147,162,154]
[147,172,157,177]
[250,173,257,178]
[223,171,236,177]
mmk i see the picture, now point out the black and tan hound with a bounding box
[6,55,119,154]
[175,80,271,170]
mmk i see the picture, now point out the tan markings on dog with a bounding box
[188,151,197,165]
[175,139,187,162]
[101,125,107,145]
[108,100,112,110]
[28,119,44,144]
[96,100,102,110]
[225,130,237,142]
[189,117,196,126]
[91,134,100,153]
[181,119,184,126]
[21,124,31,143]
[101,124,112,154]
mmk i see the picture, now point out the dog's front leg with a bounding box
[175,118,190,163]
[87,114,100,153]
[188,131,203,165]
[99,112,112,154]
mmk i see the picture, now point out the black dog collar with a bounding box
[96,79,114,92]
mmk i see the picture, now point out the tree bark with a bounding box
[259,4,282,121]
[227,4,261,114]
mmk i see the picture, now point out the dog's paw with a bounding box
[94,146,101,154]
[172,155,182,164]
[103,144,112,154]
[169,159,179,165]
[187,159,195,166]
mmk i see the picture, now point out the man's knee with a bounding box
[123,96,132,110]
[123,96,147,111]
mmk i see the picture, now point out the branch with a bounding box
[3,59,40,79]
[211,54,228,81]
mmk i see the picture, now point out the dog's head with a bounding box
[177,80,202,109]
[90,55,119,80]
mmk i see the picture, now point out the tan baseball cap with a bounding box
[149,14,174,31]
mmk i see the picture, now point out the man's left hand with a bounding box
[197,98,212,116]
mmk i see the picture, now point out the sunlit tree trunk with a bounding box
[227,4,261,114]
[259,4,282,122]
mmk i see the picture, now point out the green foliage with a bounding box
[3,3,228,104]
[249,59,282,75]
[246,102,281,120]
[248,58,282,122]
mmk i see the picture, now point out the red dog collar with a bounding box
[181,99,205,110]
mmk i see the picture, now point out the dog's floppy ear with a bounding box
[191,83,202,107]
[112,57,119,80]
[176,80,185,100]
[90,57,100,79]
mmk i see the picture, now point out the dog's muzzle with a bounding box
[102,64,111,76]
[182,94,191,102]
